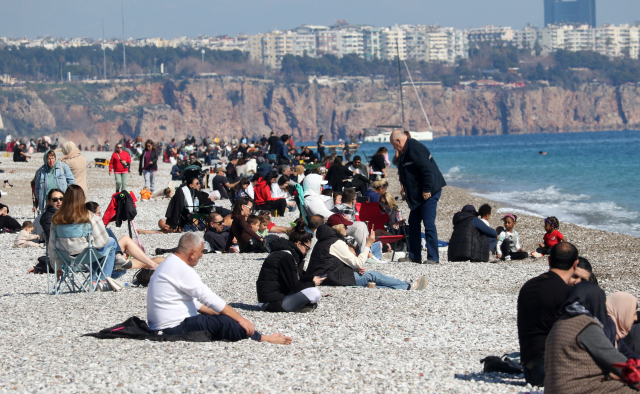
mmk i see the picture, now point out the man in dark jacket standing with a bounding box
[391,130,446,264]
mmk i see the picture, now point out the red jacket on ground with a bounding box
[109,151,132,173]
[254,179,278,205]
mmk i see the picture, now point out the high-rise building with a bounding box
[544,0,596,27]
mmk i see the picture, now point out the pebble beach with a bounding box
[0,152,638,393]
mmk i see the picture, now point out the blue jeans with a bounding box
[408,189,441,262]
[370,241,382,259]
[354,271,410,290]
[94,237,117,281]
[163,314,262,342]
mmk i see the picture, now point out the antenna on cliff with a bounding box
[102,18,107,80]
[396,38,406,131]
[122,2,127,78]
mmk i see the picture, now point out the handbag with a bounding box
[116,153,130,169]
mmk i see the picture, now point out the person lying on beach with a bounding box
[85,202,162,271]
[137,219,180,234]
[302,224,428,291]
[147,232,292,345]
[517,242,579,387]
[496,214,528,261]
[531,216,564,258]
[256,227,324,313]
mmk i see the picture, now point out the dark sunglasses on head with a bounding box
[50,197,63,203]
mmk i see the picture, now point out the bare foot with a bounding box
[260,333,293,345]
[27,267,35,274]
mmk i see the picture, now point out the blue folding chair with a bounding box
[50,223,114,294]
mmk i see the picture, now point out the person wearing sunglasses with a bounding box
[27,188,64,274]
[224,197,265,253]
[109,144,132,192]
[256,227,324,313]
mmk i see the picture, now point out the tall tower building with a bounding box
[544,0,596,27]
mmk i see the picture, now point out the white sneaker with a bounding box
[530,251,544,258]
[505,255,512,261]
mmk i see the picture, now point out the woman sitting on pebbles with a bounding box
[85,202,162,271]
[224,197,266,253]
[545,282,639,392]
[303,224,428,291]
[0,203,22,232]
[48,185,119,291]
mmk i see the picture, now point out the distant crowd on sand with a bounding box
[4,130,640,391]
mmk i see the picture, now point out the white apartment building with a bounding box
[362,27,381,60]
[380,25,406,60]
[293,34,316,57]
[596,24,640,59]
[468,25,515,42]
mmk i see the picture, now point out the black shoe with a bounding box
[398,257,422,264]
[297,304,318,313]
[422,260,440,265]
[155,248,165,255]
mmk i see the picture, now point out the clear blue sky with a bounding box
[1,0,638,39]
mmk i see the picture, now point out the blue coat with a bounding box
[397,138,446,210]
[35,161,76,212]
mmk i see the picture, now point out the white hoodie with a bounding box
[302,174,334,219]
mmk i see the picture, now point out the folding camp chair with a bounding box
[50,223,114,294]
[293,183,308,225]
[358,202,406,261]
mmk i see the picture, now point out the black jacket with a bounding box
[447,211,494,262]
[370,154,386,172]
[114,191,138,227]
[204,225,231,252]
[256,237,315,311]
[397,138,446,210]
[326,164,353,192]
[303,225,356,286]
[40,205,58,243]
[165,186,214,228]
[138,149,158,174]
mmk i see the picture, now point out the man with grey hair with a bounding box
[390,130,446,264]
[147,232,292,345]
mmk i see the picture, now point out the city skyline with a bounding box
[1,0,638,40]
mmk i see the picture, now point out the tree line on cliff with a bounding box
[1,42,639,88]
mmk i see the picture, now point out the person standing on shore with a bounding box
[390,130,446,264]
[109,143,131,192]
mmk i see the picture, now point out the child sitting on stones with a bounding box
[531,216,564,258]
[14,221,41,248]
[496,214,528,261]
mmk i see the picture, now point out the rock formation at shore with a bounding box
[1,79,639,145]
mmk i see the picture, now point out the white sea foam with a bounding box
[473,186,640,237]
[443,166,463,181]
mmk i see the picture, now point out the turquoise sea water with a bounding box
[307,130,640,237]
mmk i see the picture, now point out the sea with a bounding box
[305,130,640,237]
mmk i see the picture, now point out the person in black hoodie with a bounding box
[0,203,21,231]
[256,230,324,313]
[448,205,498,262]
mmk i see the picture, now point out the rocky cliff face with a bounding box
[1,79,639,145]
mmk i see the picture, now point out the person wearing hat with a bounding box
[211,166,240,200]
[303,223,428,291]
[447,204,498,263]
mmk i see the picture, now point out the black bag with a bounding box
[480,356,523,374]
[133,268,154,287]
[116,153,130,169]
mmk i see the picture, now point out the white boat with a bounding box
[364,130,432,143]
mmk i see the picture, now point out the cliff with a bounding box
[1,79,639,145]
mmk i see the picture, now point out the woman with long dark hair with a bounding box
[325,156,353,193]
[224,197,265,253]
[49,185,119,291]
[370,147,388,181]
[139,139,158,193]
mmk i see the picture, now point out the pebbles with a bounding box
[0,152,637,393]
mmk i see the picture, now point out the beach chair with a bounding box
[50,223,114,294]
[358,202,405,261]
[293,183,308,225]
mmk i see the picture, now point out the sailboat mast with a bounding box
[395,39,406,131]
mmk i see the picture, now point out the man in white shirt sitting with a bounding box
[147,232,292,345]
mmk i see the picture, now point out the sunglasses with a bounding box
[211,221,223,225]
[50,197,64,203]
[116,146,123,149]
[193,182,200,186]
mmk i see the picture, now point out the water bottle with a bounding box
[124,282,130,290]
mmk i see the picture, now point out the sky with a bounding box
[1,0,638,40]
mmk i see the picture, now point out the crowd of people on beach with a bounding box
[2,129,639,391]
